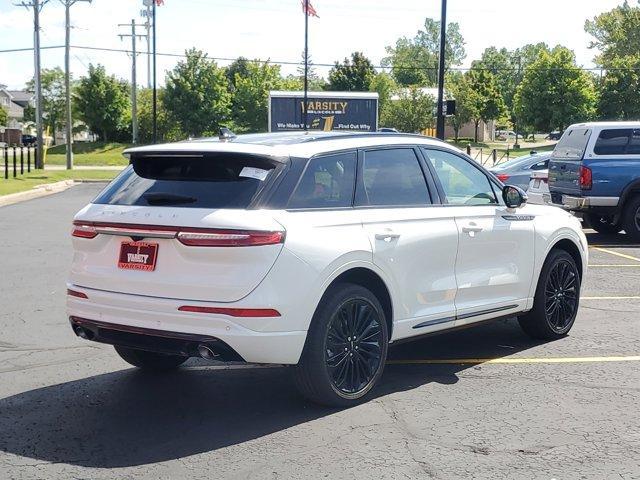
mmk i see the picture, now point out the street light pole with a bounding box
[60,0,91,170]
[435,0,447,140]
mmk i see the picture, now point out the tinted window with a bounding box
[424,149,497,206]
[94,154,277,209]
[593,128,640,155]
[531,159,549,170]
[552,128,592,160]
[288,152,356,208]
[356,148,430,206]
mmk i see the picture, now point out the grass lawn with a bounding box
[45,142,130,166]
[0,169,119,196]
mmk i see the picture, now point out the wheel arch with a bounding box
[620,179,640,209]
[549,238,584,279]
[323,267,394,339]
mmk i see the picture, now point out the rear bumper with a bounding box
[551,193,619,211]
[66,285,307,365]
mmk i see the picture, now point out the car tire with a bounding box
[584,213,622,234]
[622,195,640,242]
[114,345,188,370]
[293,283,389,407]
[518,249,581,340]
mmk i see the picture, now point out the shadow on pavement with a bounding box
[0,320,547,468]
[584,230,640,247]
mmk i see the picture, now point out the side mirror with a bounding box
[502,185,528,208]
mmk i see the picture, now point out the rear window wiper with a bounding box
[143,192,197,205]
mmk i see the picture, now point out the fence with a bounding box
[2,146,38,180]
[466,145,511,167]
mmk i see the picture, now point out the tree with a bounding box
[445,72,478,141]
[75,64,131,142]
[26,67,66,144]
[226,57,250,92]
[295,51,326,91]
[466,68,507,142]
[327,52,376,91]
[369,72,397,114]
[382,18,466,86]
[380,87,434,133]
[597,55,640,120]
[0,106,7,127]
[585,1,640,66]
[137,88,182,143]
[164,48,232,137]
[232,61,285,133]
[514,46,597,133]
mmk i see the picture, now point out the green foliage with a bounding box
[597,55,640,120]
[382,18,466,87]
[585,1,640,66]
[369,72,397,113]
[226,57,250,91]
[295,51,326,91]
[514,46,597,133]
[232,61,285,133]
[137,88,182,143]
[0,106,7,127]
[380,88,434,133]
[26,67,66,143]
[446,72,478,141]
[164,48,232,137]
[327,52,376,91]
[74,64,131,142]
[466,68,507,141]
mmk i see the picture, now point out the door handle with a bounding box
[462,225,483,235]
[375,233,400,242]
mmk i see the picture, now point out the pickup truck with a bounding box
[549,122,640,240]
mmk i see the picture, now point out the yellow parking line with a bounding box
[591,247,640,263]
[581,296,640,300]
[588,264,640,268]
[387,355,640,365]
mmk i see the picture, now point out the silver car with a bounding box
[490,153,551,190]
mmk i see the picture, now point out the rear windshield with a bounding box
[552,128,592,160]
[93,153,280,209]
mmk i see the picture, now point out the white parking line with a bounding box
[387,355,640,365]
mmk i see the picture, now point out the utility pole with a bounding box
[435,0,447,140]
[17,0,48,169]
[60,0,91,170]
[118,20,147,144]
[152,0,157,143]
[142,0,152,88]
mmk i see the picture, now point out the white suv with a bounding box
[67,132,587,406]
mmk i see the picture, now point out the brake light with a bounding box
[178,306,281,317]
[72,223,97,239]
[579,166,592,190]
[67,288,88,299]
[496,174,510,183]
[177,230,284,247]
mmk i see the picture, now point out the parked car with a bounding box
[67,131,587,406]
[0,141,7,148]
[546,131,562,140]
[527,170,550,205]
[489,153,551,190]
[21,134,37,146]
[549,122,640,240]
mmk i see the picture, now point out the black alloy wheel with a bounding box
[544,259,579,333]
[325,299,384,395]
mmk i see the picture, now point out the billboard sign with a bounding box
[269,91,378,132]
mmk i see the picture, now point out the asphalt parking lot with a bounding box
[1,183,639,479]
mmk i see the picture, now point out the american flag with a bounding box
[156,0,164,5]
[301,0,319,18]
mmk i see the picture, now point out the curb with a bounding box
[0,180,107,208]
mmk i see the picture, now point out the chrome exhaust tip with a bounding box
[74,326,92,340]
[197,344,218,360]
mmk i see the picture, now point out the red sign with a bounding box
[118,241,158,271]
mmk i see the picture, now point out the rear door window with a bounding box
[287,151,356,209]
[355,148,431,207]
[552,128,592,160]
[93,153,279,209]
[593,128,640,155]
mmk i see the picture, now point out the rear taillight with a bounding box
[176,230,284,247]
[496,174,510,183]
[67,288,88,299]
[72,223,97,239]
[579,166,592,190]
[178,306,281,317]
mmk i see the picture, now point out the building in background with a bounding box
[0,84,34,145]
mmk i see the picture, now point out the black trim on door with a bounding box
[412,304,521,329]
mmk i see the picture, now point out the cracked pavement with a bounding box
[1,184,639,479]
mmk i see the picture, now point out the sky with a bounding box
[0,0,629,90]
